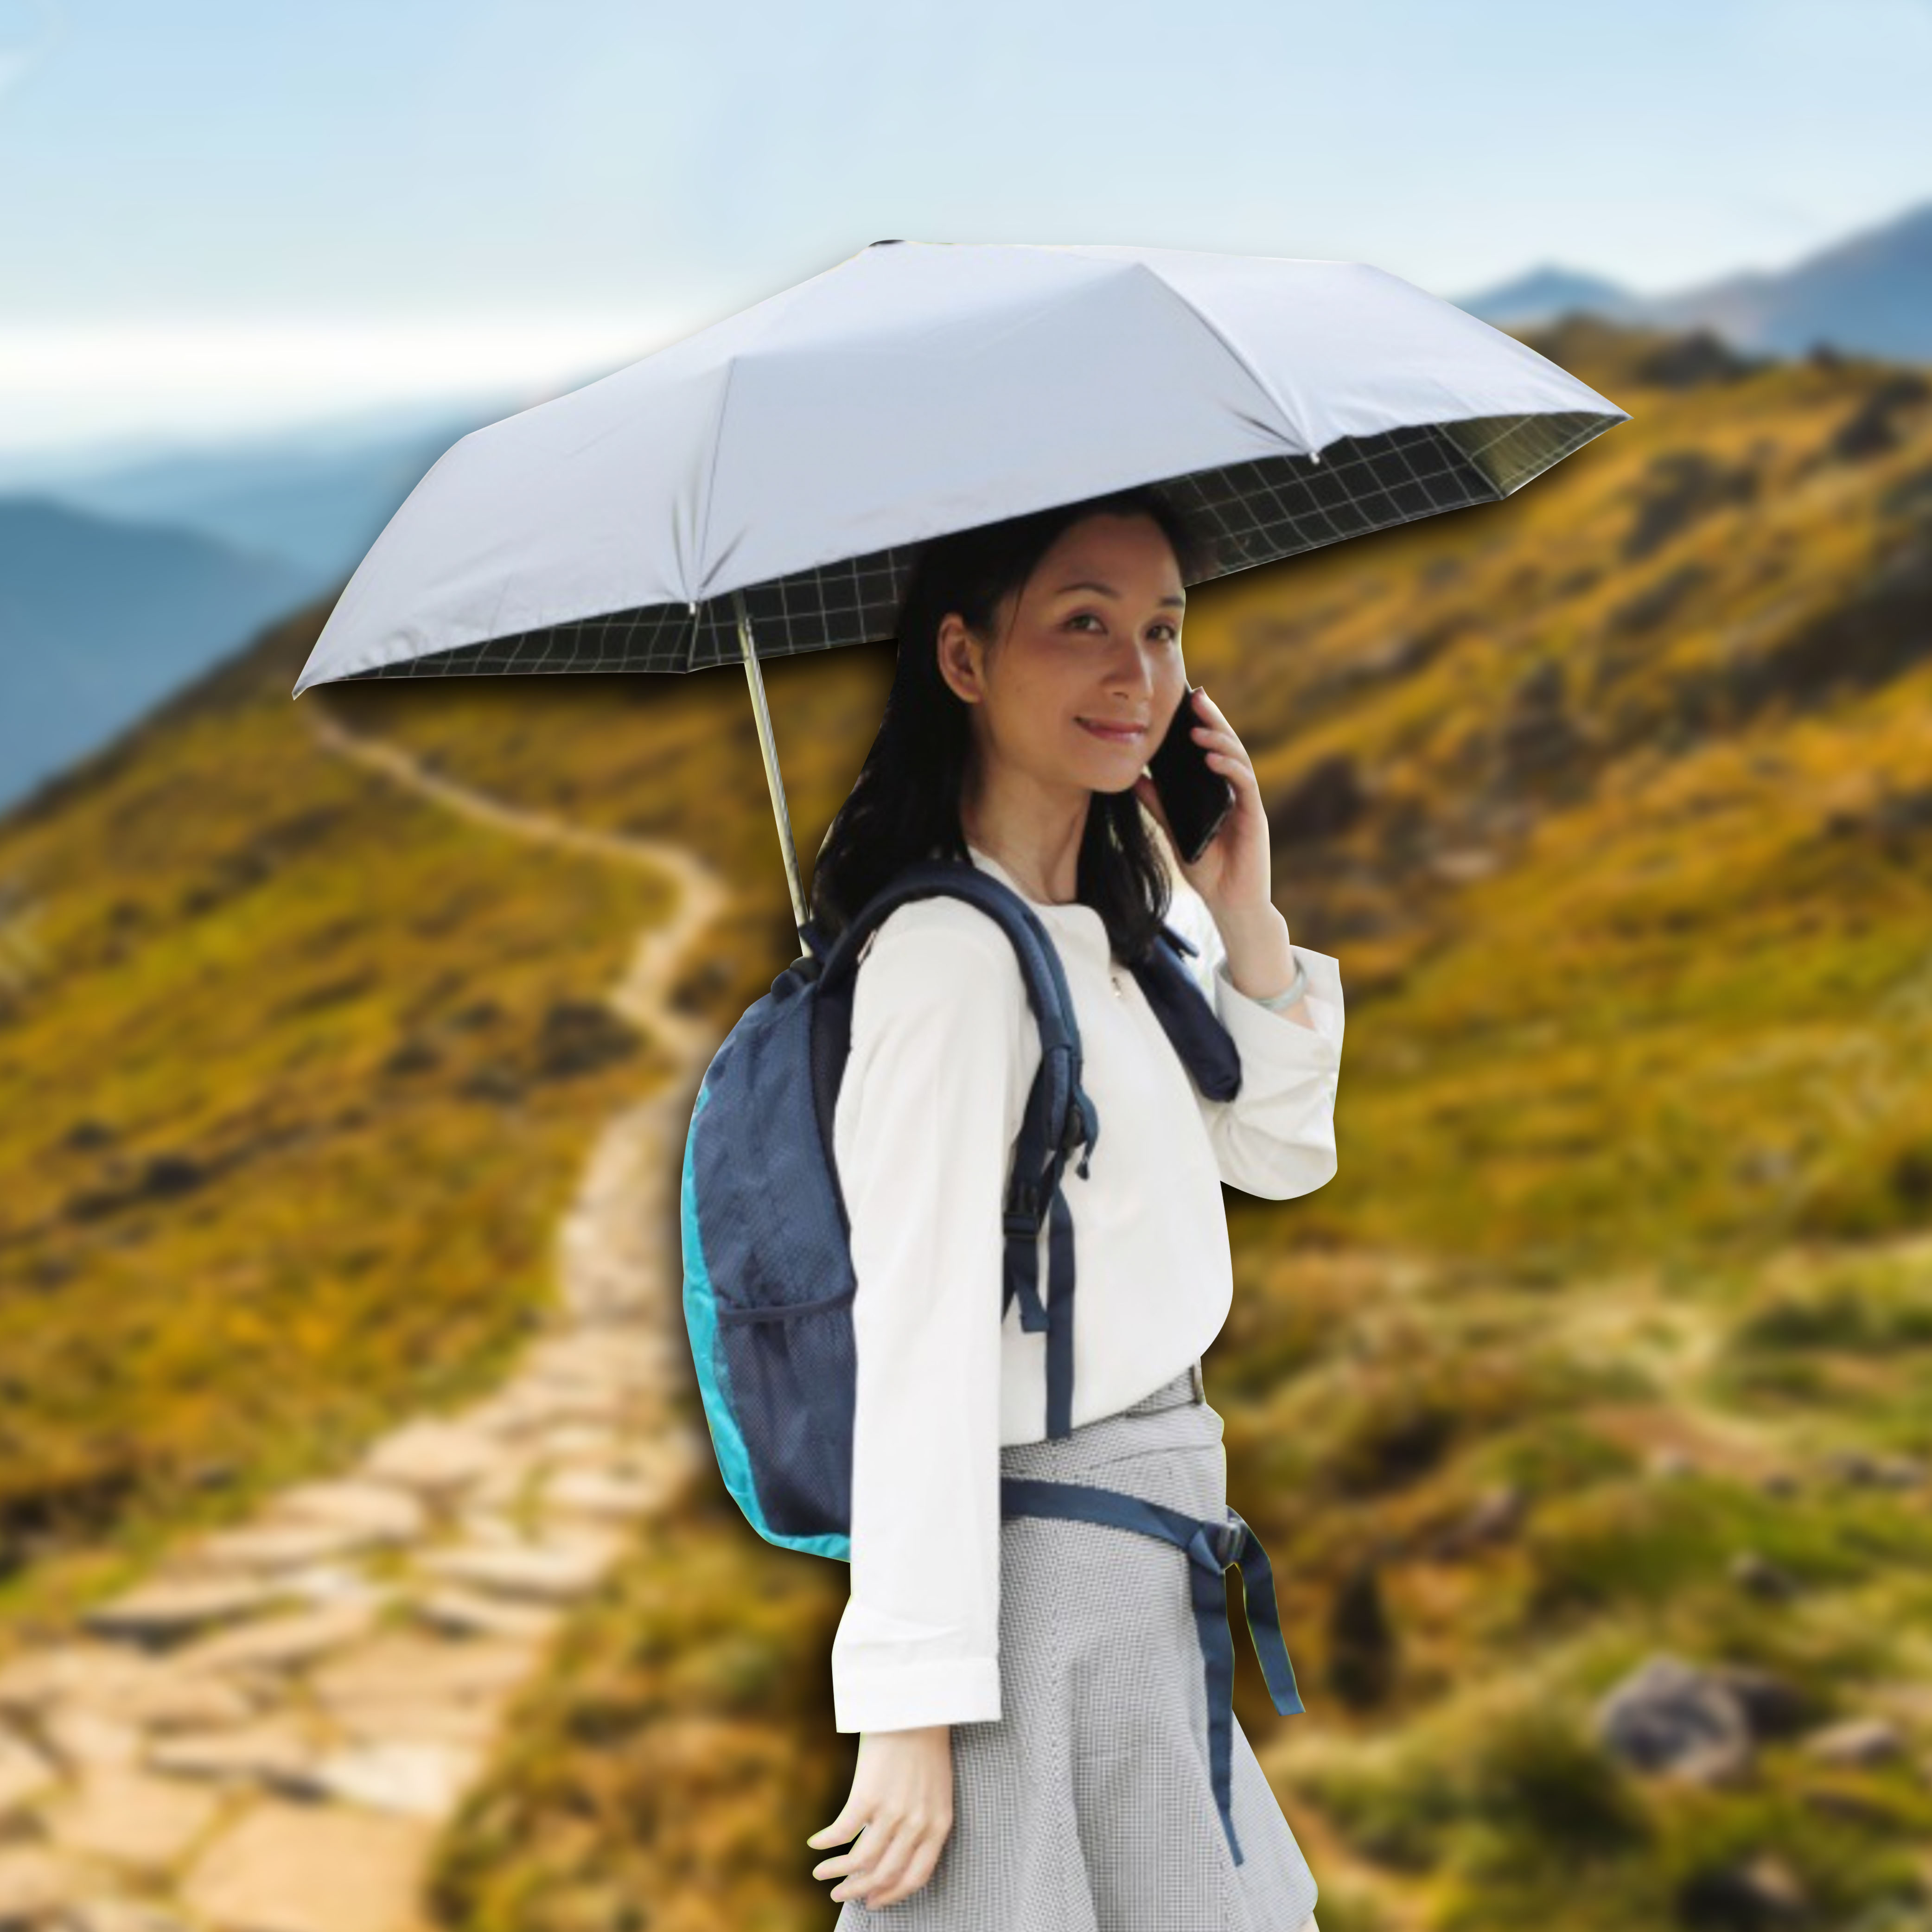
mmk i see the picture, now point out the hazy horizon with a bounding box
[3,0,1928,458]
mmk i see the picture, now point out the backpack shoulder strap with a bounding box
[810,858,1098,1439]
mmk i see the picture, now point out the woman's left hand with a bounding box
[1132,686,1274,923]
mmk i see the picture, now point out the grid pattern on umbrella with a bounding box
[337,408,1616,684]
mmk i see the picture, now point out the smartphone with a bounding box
[1145,683,1235,866]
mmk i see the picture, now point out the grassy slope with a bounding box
[0,612,683,1634]
[415,323,1932,1932]
[7,315,1929,1929]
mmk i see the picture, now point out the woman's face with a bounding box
[942,511,1189,803]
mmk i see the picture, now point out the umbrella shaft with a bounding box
[733,591,810,947]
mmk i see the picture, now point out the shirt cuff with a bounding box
[832,1657,1002,1734]
[1212,946,1344,1071]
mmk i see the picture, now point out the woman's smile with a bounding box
[1075,716,1148,744]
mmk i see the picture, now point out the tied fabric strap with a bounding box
[999,1476,1303,1865]
[1002,1181,1079,1440]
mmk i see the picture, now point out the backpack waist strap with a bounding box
[998,1476,1304,1867]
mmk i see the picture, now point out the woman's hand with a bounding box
[808,1725,955,1908]
[1132,686,1275,923]
[1134,686,1306,1009]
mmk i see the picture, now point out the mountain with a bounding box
[3,313,1932,1928]
[1646,198,1932,363]
[1458,197,1932,364]
[0,395,520,587]
[1453,265,1649,330]
[0,498,313,814]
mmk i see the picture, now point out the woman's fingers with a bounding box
[834,1818,949,1907]
[828,1818,904,1902]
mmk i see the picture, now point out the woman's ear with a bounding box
[935,612,986,707]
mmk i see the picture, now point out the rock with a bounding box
[169,1598,380,1677]
[451,1513,523,1549]
[1708,1664,1810,1742]
[541,1467,665,1520]
[108,1669,257,1733]
[523,1424,621,1466]
[147,1720,317,1788]
[0,1646,152,1717]
[358,1422,501,1497]
[82,1575,286,1641]
[299,1741,482,1819]
[1871,1455,1928,1489]
[271,1482,425,1543]
[1803,1716,1902,1767]
[272,1566,383,1608]
[43,1766,221,1871]
[310,1634,542,1712]
[411,1590,562,1644]
[41,1706,144,1770]
[324,1699,502,1750]
[0,1847,81,1924]
[417,1541,608,1604]
[1594,1655,1752,1783]
[0,1725,57,1815]
[191,1521,386,1573]
[0,1646,252,1734]
[181,1799,434,1932]
[1728,1551,1800,1601]
[1675,1852,1807,1926]
[489,1382,629,1433]
[59,1903,194,1932]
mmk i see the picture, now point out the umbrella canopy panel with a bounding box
[293,242,1626,695]
[314,407,1615,683]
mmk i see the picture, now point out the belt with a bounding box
[999,1476,1303,1866]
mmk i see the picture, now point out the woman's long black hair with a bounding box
[809,484,1218,967]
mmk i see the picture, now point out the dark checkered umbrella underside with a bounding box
[335,407,1614,682]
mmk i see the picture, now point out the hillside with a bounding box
[0,612,688,1634]
[324,319,1930,1932]
[0,313,1929,1931]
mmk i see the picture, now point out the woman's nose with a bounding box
[1107,642,1159,696]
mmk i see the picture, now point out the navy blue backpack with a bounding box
[678,856,1243,1560]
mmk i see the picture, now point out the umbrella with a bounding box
[292,239,1630,945]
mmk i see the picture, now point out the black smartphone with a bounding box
[1145,683,1235,866]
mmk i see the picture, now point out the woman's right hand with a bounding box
[807,1724,956,1908]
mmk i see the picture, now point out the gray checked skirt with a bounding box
[834,1358,1320,1932]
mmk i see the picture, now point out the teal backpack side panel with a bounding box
[681,1077,851,1564]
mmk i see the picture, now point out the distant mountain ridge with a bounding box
[0,496,311,814]
[1458,195,1932,363]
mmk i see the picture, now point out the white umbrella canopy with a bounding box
[292,239,1630,940]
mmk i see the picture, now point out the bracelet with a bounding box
[1254,955,1309,1012]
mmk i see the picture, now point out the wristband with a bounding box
[1253,955,1309,1012]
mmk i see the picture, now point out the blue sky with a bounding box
[3,0,1928,454]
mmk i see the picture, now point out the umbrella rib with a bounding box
[1135,263,1316,461]
[691,353,744,605]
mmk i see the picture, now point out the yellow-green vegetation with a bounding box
[427,1475,848,1932]
[0,613,683,1633]
[419,320,1932,1931]
[6,313,1931,1929]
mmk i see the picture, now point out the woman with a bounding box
[803,483,1341,1930]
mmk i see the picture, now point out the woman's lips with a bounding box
[1077,718,1147,743]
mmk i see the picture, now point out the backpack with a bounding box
[678,856,1243,1560]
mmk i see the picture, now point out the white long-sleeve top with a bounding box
[827,840,1345,1734]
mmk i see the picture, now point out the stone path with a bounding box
[0,703,734,1932]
